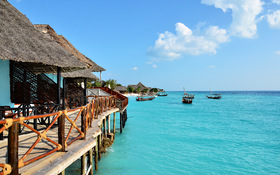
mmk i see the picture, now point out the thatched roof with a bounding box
[34,24,106,72]
[128,82,148,91]
[62,69,98,81]
[115,86,127,92]
[0,0,87,73]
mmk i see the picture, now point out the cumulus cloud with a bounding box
[131,67,138,71]
[276,50,280,55]
[201,0,263,38]
[267,10,280,28]
[209,65,216,69]
[147,23,229,61]
[152,64,157,68]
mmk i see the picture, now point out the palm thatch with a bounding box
[62,69,98,81]
[34,24,106,72]
[0,0,87,73]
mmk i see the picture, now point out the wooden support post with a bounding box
[59,170,65,175]
[94,138,98,171]
[62,78,66,110]
[113,112,116,137]
[8,122,19,175]
[84,78,87,105]
[108,115,111,134]
[89,148,93,175]
[58,114,66,152]
[100,121,103,140]
[81,153,86,175]
[120,112,123,134]
[57,67,61,110]
[81,109,87,140]
[104,116,107,138]
[98,134,101,160]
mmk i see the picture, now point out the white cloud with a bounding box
[152,64,157,68]
[131,67,138,71]
[272,0,280,5]
[267,10,280,28]
[276,50,280,55]
[147,23,229,61]
[201,0,264,38]
[209,65,216,69]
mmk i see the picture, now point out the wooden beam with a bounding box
[81,109,87,140]
[94,139,98,171]
[8,122,19,175]
[57,67,61,110]
[89,148,93,175]
[113,112,116,138]
[120,112,122,134]
[84,78,87,105]
[81,153,86,175]
[58,114,66,152]
[108,115,111,134]
[98,134,101,160]
[62,78,66,110]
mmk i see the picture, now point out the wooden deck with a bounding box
[0,107,119,175]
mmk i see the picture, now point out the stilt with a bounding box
[120,112,123,134]
[89,149,93,175]
[113,112,116,138]
[94,138,98,171]
[98,134,101,160]
[59,170,65,175]
[100,121,103,140]
[108,115,111,133]
[81,153,86,175]
[104,116,107,138]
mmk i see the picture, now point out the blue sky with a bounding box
[10,0,280,91]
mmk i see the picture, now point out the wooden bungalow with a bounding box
[127,82,150,92]
[35,24,104,108]
[0,0,87,103]
[115,86,127,94]
[0,0,87,132]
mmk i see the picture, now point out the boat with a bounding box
[206,89,222,99]
[182,88,194,104]
[182,94,193,104]
[157,92,168,96]
[206,94,222,99]
[136,95,155,101]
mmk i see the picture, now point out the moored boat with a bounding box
[206,94,222,99]
[182,95,192,104]
[136,95,155,101]
[157,92,168,96]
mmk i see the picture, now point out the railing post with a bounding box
[81,109,86,140]
[8,122,19,175]
[58,113,66,152]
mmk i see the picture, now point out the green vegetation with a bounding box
[150,88,158,93]
[127,86,134,93]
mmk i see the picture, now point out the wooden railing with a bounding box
[92,87,128,110]
[0,95,116,175]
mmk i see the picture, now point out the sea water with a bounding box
[67,91,280,174]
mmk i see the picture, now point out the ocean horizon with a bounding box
[67,91,280,174]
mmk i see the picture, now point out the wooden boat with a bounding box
[136,95,155,101]
[206,88,222,99]
[157,92,168,96]
[182,94,193,104]
[206,94,222,99]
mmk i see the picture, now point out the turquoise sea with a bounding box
[68,91,280,174]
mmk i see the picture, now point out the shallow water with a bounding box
[67,91,280,174]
